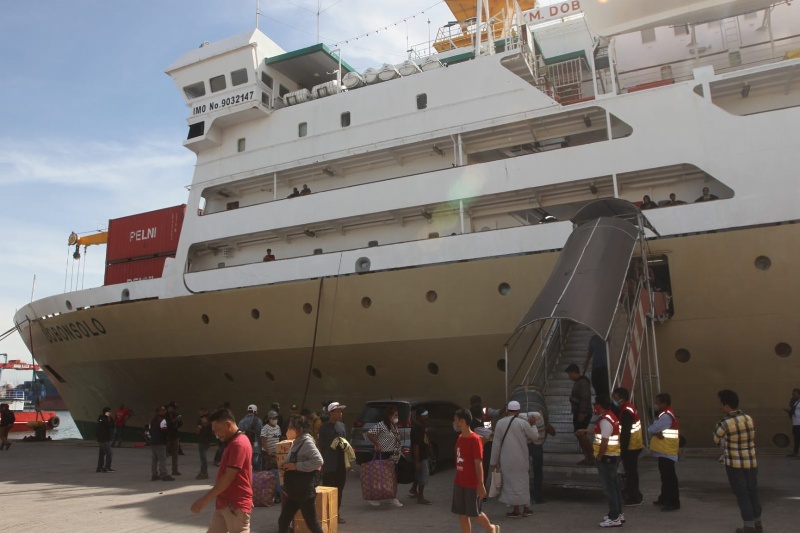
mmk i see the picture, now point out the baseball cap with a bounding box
[247,404,257,412]
[507,400,521,411]
[327,402,346,412]
[419,410,429,417]
[267,410,278,419]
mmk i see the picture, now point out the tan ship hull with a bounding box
[18,223,800,448]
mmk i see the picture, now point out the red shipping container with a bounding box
[106,205,186,263]
[104,256,169,286]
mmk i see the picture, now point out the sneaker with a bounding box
[623,500,643,507]
[161,475,175,481]
[599,517,623,528]
[389,499,403,508]
[195,473,209,480]
[368,501,380,507]
[105,468,115,473]
[604,514,625,523]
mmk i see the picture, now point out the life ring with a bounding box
[48,416,61,428]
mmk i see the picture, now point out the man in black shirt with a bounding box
[0,403,15,450]
[410,409,432,505]
[96,407,114,472]
[319,401,348,524]
[165,401,183,476]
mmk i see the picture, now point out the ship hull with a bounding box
[16,221,800,448]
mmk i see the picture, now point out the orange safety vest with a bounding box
[593,411,621,456]
[650,406,679,456]
[620,401,644,451]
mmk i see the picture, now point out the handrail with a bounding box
[610,277,645,394]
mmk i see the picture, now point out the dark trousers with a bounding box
[528,443,543,502]
[278,495,324,533]
[793,425,800,455]
[591,365,609,398]
[322,463,346,513]
[621,448,642,502]
[657,457,680,506]
[726,466,761,524]
[483,441,493,487]
[167,438,180,474]
[97,441,112,470]
[198,442,209,474]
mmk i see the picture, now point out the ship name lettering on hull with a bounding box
[38,318,107,343]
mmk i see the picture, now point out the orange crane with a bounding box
[68,230,107,259]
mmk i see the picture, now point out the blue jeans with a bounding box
[97,441,112,470]
[112,426,124,446]
[726,466,761,526]
[528,443,544,502]
[596,458,622,520]
[198,442,209,474]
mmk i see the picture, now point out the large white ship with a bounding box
[13,0,800,448]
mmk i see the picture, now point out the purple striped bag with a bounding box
[359,457,397,501]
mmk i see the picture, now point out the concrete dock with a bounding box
[0,440,797,532]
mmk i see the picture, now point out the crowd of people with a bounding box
[85,379,798,533]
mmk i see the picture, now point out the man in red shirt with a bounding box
[452,408,500,533]
[191,408,253,532]
[112,404,133,447]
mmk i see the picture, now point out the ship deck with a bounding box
[0,440,797,531]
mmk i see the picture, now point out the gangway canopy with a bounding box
[571,198,659,237]
[514,215,639,340]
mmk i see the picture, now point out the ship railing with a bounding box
[617,34,800,92]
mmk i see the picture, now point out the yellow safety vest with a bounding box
[649,407,679,456]
[622,402,644,451]
[593,412,621,456]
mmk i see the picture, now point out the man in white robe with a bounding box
[489,401,539,518]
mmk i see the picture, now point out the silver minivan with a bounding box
[350,399,461,474]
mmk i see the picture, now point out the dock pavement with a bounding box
[0,440,797,532]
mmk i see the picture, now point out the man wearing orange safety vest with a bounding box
[577,395,624,528]
[612,387,644,506]
[648,393,681,511]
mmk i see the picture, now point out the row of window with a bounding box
[183,68,250,99]
[295,94,427,137]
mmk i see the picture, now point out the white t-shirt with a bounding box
[599,418,614,439]
[792,400,800,426]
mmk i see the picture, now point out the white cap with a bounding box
[327,402,346,412]
[247,404,257,412]
[507,400,521,411]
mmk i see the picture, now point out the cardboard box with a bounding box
[294,486,338,533]
[276,452,289,484]
[276,440,294,454]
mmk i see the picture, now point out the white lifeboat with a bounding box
[398,60,422,77]
[312,80,343,98]
[377,63,401,82]
[363,67,381,85]
[342,71,365,89]
[420,57,444,72]
[284,88,314,106]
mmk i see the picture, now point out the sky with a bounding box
[0,0,563,380]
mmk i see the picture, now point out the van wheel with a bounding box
[428,445,438,475]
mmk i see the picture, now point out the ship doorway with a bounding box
[635,254,673,319]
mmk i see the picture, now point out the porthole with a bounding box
[312,368,323,379]
[303,303,313,314]
[675,349,691,363]
[426,291,437,303]
[775,343,792,358]
[427,362,439,375]
[298,122,308,137]
[251,309,260,320]
[754,256,771,271]
[224,373,234,382]
[121,289,130,301]
[498,283,511,296]
[341,111,351,127]
[497,359,506,372]
[366,365,376,377]
[65,300,73,310]
[201,314,210,324]
[416,93,427,109]
[773,433,791,447]
[361,297,372,309]
[265,371,275,382]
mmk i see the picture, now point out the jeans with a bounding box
[151,444,168,477]
[112,425,124,446]
[596,458,622,520]
[726,466,761,526]
[198,442,209,474]
[591,365,609,398]
[621,448,642,502]
[278,495,324,533]
[528,443,544,502]
[657,457,680,506]
[252,442,262,471]
[97,441,112,470]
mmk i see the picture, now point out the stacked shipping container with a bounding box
[103,205,186,285]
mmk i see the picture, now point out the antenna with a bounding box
[256,0,260,30]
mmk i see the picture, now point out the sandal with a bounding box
[506,512,522,518]
[521,508,532,517]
